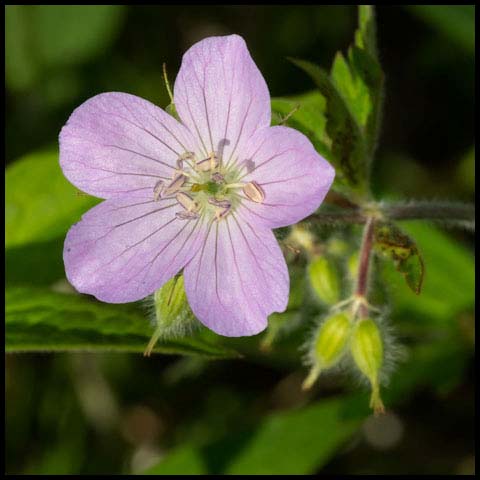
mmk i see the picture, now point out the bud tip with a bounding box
[302,364,321,391]
[370,384,385,415]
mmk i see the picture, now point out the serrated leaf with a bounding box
[290,58,368,197]
[374,221,425,294]
[347,46,384,156]
[332,9,384,161]
[5,286,239,358]
[331,52,368,127]
[355,5,378,59]
[6,150,99,248]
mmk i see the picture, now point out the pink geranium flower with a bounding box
[60,34,334,337]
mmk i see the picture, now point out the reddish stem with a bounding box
[356,217,375,318]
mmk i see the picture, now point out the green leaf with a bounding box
[374,221,425,294]
[143,395,363,475]
[6,150,99,248]
[5,286,239,359]
[331,52,367,126]
[6,238,66,287]
[290,58,368,198]
[144,446,206,475]
[224,397,361,475]
[271,91,330,161]
[5,6,38,90]
[331,7,384,160]
[348,47,384,155]
[6,5,125,91]
[355,5,378,59]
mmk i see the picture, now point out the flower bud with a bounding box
[144,275,195,356]
[347,251,359,283]
[303,312,352,390]
[308,256,341,306]
[326,238,349,257]
[350,318,385,414]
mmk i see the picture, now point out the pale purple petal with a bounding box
[59,92,198,198]
[174,34,270,167]
[64,192,207,303]
[183,214,289,336]
[237,126,335,229]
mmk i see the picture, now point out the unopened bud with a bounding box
[350,318,385,414]
[347,252,360,282]
[303,312,352,390]
[144,275,195,356]
[308,256,340,305]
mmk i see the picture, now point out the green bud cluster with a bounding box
[304,311,385,414]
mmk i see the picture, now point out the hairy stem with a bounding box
[383,201,475,224]
[355,217,375,318]
[307,211,365,225]
[307,200,475,230]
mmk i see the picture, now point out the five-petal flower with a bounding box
[60,34,334,336]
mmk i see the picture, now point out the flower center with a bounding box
[153,151,265,221]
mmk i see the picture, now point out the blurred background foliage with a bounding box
[5,5,474,475]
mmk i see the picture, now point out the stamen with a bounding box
[209,152,218,170]
[176,151,196,172]
[208,198,231,209]
[215,204,231,220]
[208,198,231,220]
[176,192,199,212]
[196,152,218,172]
[176,211,200,220]
[178,151,195,161]
[243,181,265,203]
[163,173,187,196]
[153,180,164,201]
